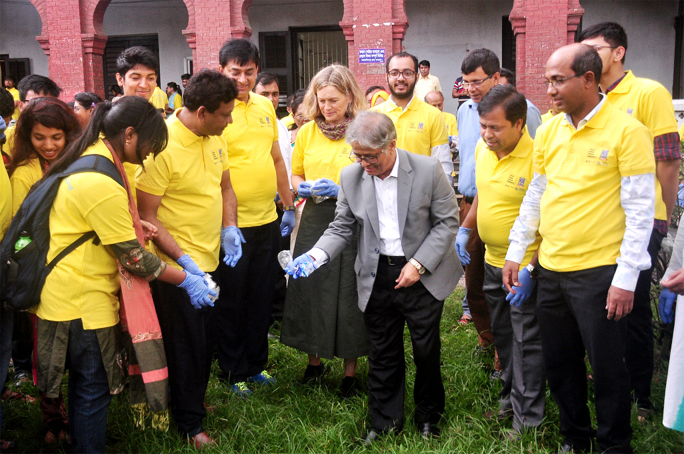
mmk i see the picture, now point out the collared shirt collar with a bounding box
[606,70,634,95]
[388,93,416,113]
[374,149,400,181]
[168,113,203,148]
[564,93,606,130]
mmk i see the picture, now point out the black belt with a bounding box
[464,196,475,204]
[379,255,407,266]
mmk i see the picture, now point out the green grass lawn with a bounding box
[4,288,684,453]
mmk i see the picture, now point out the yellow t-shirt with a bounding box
[475,131,541,268]
[10,158,42,216]
[150,86,168,110]
[371,97,448,156]
[4,125,15,156]
[123,162,138,203]
[606,70,678,222]
[7,87,19,121]
[0,161,11,239]
[136,114,229,271]
[39,140,136,329]
[442,112,458,137]
[281,113,295,129]
[541,110,556,124]
[534,101,655,272]
[221,93,279,228]
[291,120,352,184]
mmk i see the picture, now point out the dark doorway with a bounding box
[103,34,160,98]
[0,55,31,86]
[501,16,516,75]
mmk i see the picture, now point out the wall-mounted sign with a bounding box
[359,48,386,64]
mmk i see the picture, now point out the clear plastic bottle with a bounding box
[204,273,220,303]
[277,250,293,270]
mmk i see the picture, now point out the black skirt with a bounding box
[280,198,370,359]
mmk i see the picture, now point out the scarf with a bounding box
[104,139,169,430]
[315,116,353,141]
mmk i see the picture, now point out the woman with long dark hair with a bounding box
[35,96,215,453]
[72,92,103,128]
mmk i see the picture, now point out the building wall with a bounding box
[103,0,192,86]
[402,0,515,116]
[0,0,49,77]
[248,0,345,38]
[581,0,679,94]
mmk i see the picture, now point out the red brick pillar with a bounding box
[510,0,584,108]
[340,0,408,91]
[82,35,108,97]
[190,0,252,71]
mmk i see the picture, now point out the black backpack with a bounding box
[0,155,124,311]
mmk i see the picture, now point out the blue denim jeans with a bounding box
[67,319,112,454]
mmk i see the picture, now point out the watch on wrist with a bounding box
[525,263,538,278]
[283,205,296,212]
[409,258,426,275]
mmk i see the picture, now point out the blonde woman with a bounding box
[281,65,369,397]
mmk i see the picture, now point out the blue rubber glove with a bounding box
[176,254,204,276]
[284,253,318,279]
[221,226,245,267]
[298,181,314,198]
[455,227,471,265]
[678,183,684,208]
[506,267,536,307]
[311,178,340,198]
[660,288,677,324]
[281,211,295,237]
[178,272,217,309]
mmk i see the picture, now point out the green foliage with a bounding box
[3,289,684,453]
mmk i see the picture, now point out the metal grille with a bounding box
[295,30,348,90]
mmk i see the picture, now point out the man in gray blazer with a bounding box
[286,111,461,444]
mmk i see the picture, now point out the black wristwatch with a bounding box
[283,205,296,212]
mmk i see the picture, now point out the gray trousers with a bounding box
[483,263,546,430]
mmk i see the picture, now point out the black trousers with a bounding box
[151,280,216,437]
[12,311,33,373]
[536,264,633,453]
[363,259,445,432]
[215,220,280,384]
[626,229,663,410]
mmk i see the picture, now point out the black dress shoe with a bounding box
[360,429,383,447]
[418,422,441,439]
[301,363,325,384]
[339,376,359,398]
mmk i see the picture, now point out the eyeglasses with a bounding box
[387,69,416,79]
[589,45,617,52]
[349,149,385,163]
[543,74,582,88]
[462,75,494,88]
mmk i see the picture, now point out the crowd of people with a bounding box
[0,20,683,454]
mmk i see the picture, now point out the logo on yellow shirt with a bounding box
[259,117,271,126]
[599,149,609,162]
[211,148,223,164]
[408,122,425,134]
[517,177,526,188]
[627,108,633,115]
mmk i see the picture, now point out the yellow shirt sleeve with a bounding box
[9,159,42,217]
[291,123,308,177]
[617,125,656,177]
[429,108,449,147]
[136,153,172,197]
[0,162,11,239]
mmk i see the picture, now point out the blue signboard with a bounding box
[359,48,386,64]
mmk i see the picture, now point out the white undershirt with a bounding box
[374,152,404,256]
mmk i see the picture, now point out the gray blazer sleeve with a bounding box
[313,181,357,262]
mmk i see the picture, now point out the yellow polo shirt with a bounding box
[291,120,352,184]
[4,125,15,156]
[10,158,42,216]
[137,114,229,271]
[541,110,556,124]
[150,86,168,110]
[281,113,295,129]
[534,101,655,272]
[371,97,448,156]
[7,87,19,120]
[475,131,540,268]
[0,161,11,239]
[222,93,279,228]
[442,111,458,137]
[39,140,136,329]
[414,74,442,102]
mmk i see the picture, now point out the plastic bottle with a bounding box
[204,273,220,303]
[277,250,293,270]
[14,231,31,253]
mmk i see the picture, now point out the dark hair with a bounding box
[74,92,104,110]
[166,82,182,97]
[499,68,516,87]
[183,69,238,114]
[254,71,278,89]
[365,85,386,96]
[572,45,603,86]
[181,73,191,81]
[419,60,430,68]
[291,89,307,114]
[17,75,62,102]
[219,39,260,69]
[110,85,122,96]
[0,89,14,120]
[385,52,419,73]
[8,98,81,176]
[477,84,527,129]
[577,22,628,63]
[461,48,500,76]
[116,46,158,79]
[44,97,168,178]
[4,76,15,83]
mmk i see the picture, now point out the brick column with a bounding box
[340,0,408,91]
[510,0,584,108]
[82,35,108,97]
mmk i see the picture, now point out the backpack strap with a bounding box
[44,155,125,272]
